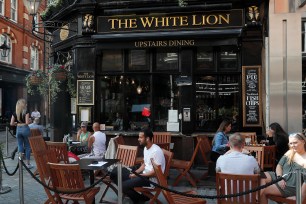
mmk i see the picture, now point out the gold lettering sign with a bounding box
[134,40,195,48]
[98,10,243,33]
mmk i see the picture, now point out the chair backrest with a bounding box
[216,172,260,204]
[196,136,212,165]
[238,132,257,144]
[48,162,85,191]
[153,132,171,143]
[263,145,276,171]
[29,136,47,155]
[114,135,125,146]
[30,128,42,137]
[33,149,58,203]
[162,149,174,178]
[116,144,138,167]
[151,159,171,200]
[243,146,264,169]
[45,141,69,164]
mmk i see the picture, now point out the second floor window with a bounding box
[0,34,12,63]
[0,0,4,15]
[30,46,39,70]
[11,0,17,21]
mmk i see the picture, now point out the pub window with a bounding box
[30,46,39,70]
[11,0,17,22]
[195,75,240,132]
[156,48,178,70]
[101,50,123,72]
[153,75,179,131]
[128,49,149,71]
[0,34,11,64]
[99,75,151,131]
[219,47,238,70]
[197,48,214,70]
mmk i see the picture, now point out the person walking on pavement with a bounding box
[10,99,33,169]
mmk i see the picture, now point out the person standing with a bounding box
[121,128,165,204]
[30,107,40,119]
[10,99,33,169]
[216,133,260,174]
[211,119,232,162]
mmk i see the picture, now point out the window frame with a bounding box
[30,46,39,70]
[11,0,17,22]
[0,0,4,16]
[0,34,12,64]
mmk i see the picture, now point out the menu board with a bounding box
[77,80,94,105]
[242,66,262,127]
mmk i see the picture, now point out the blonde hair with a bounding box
[16,99,27,122]
[287,133,306,164]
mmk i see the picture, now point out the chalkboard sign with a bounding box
[77,80,95,105]
[242,66,262,127]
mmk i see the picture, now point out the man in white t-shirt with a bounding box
[87,122,106,157]
[31,108,40,119]
[216,133,260,175]
[123,129,165,203]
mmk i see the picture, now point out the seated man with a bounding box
[29,118,44,136]
[216,133,260,174]
[122,128,165,204]
[79,122,106,159]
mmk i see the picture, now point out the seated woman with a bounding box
[266,122,289,163]
[72,122,92,155]
[260,132,306,204]
[210,119,231,162]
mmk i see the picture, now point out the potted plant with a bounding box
[25,70,48,95]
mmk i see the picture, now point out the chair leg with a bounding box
[149,189,162,204]
[172,169,186,186]
[99,181,118,203]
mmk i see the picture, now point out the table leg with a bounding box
[117,162,122,204]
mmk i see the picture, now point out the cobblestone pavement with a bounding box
[0,130,275,204]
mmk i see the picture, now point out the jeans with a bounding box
[16,125,31,160]
[122,177,150,203]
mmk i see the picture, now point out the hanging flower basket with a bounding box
[29,75,43,85]
[53,70,67,81]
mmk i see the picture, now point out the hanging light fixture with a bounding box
[136,86,142,94]
[0,39,10,57]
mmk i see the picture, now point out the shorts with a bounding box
[267,172,296,197]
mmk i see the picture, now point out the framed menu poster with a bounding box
[242,66,262,127]
[77,80,94,105]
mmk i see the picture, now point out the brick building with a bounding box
[0,0,47,122]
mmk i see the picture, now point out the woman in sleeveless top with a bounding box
[10,99,32,169]
[76,121,92,146]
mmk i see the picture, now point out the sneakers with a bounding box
[26,164,34,169]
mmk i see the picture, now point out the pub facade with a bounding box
[47,0,268,140]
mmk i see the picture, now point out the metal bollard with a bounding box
[296,169,302,204]
[5,126,8,157]
[117,162,122,204]
[18,153,24,204]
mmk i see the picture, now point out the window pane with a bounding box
[197,48,214,70]
[156,49,178,70]
[153,75,178,131]
[195,75,240,131]
[219,49,237,69]
[128,49,149,71]
[101,50,123,72]
[99,75,151,131]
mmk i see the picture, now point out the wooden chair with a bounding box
[30,128,42,137]
[171,139,201,187]
[48,162,100,204]
[196,136,213,180]
[152,159,206,204]
[45,141,69,164]
[263,145,276,171]
[134,149,174,204]
[243,146,264,169]
[99,145,139,203]
[238,132,257,144]
[28,136,47,176]
[33,149,60,204]
[153,132,171,151]
[216,172,260,204]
